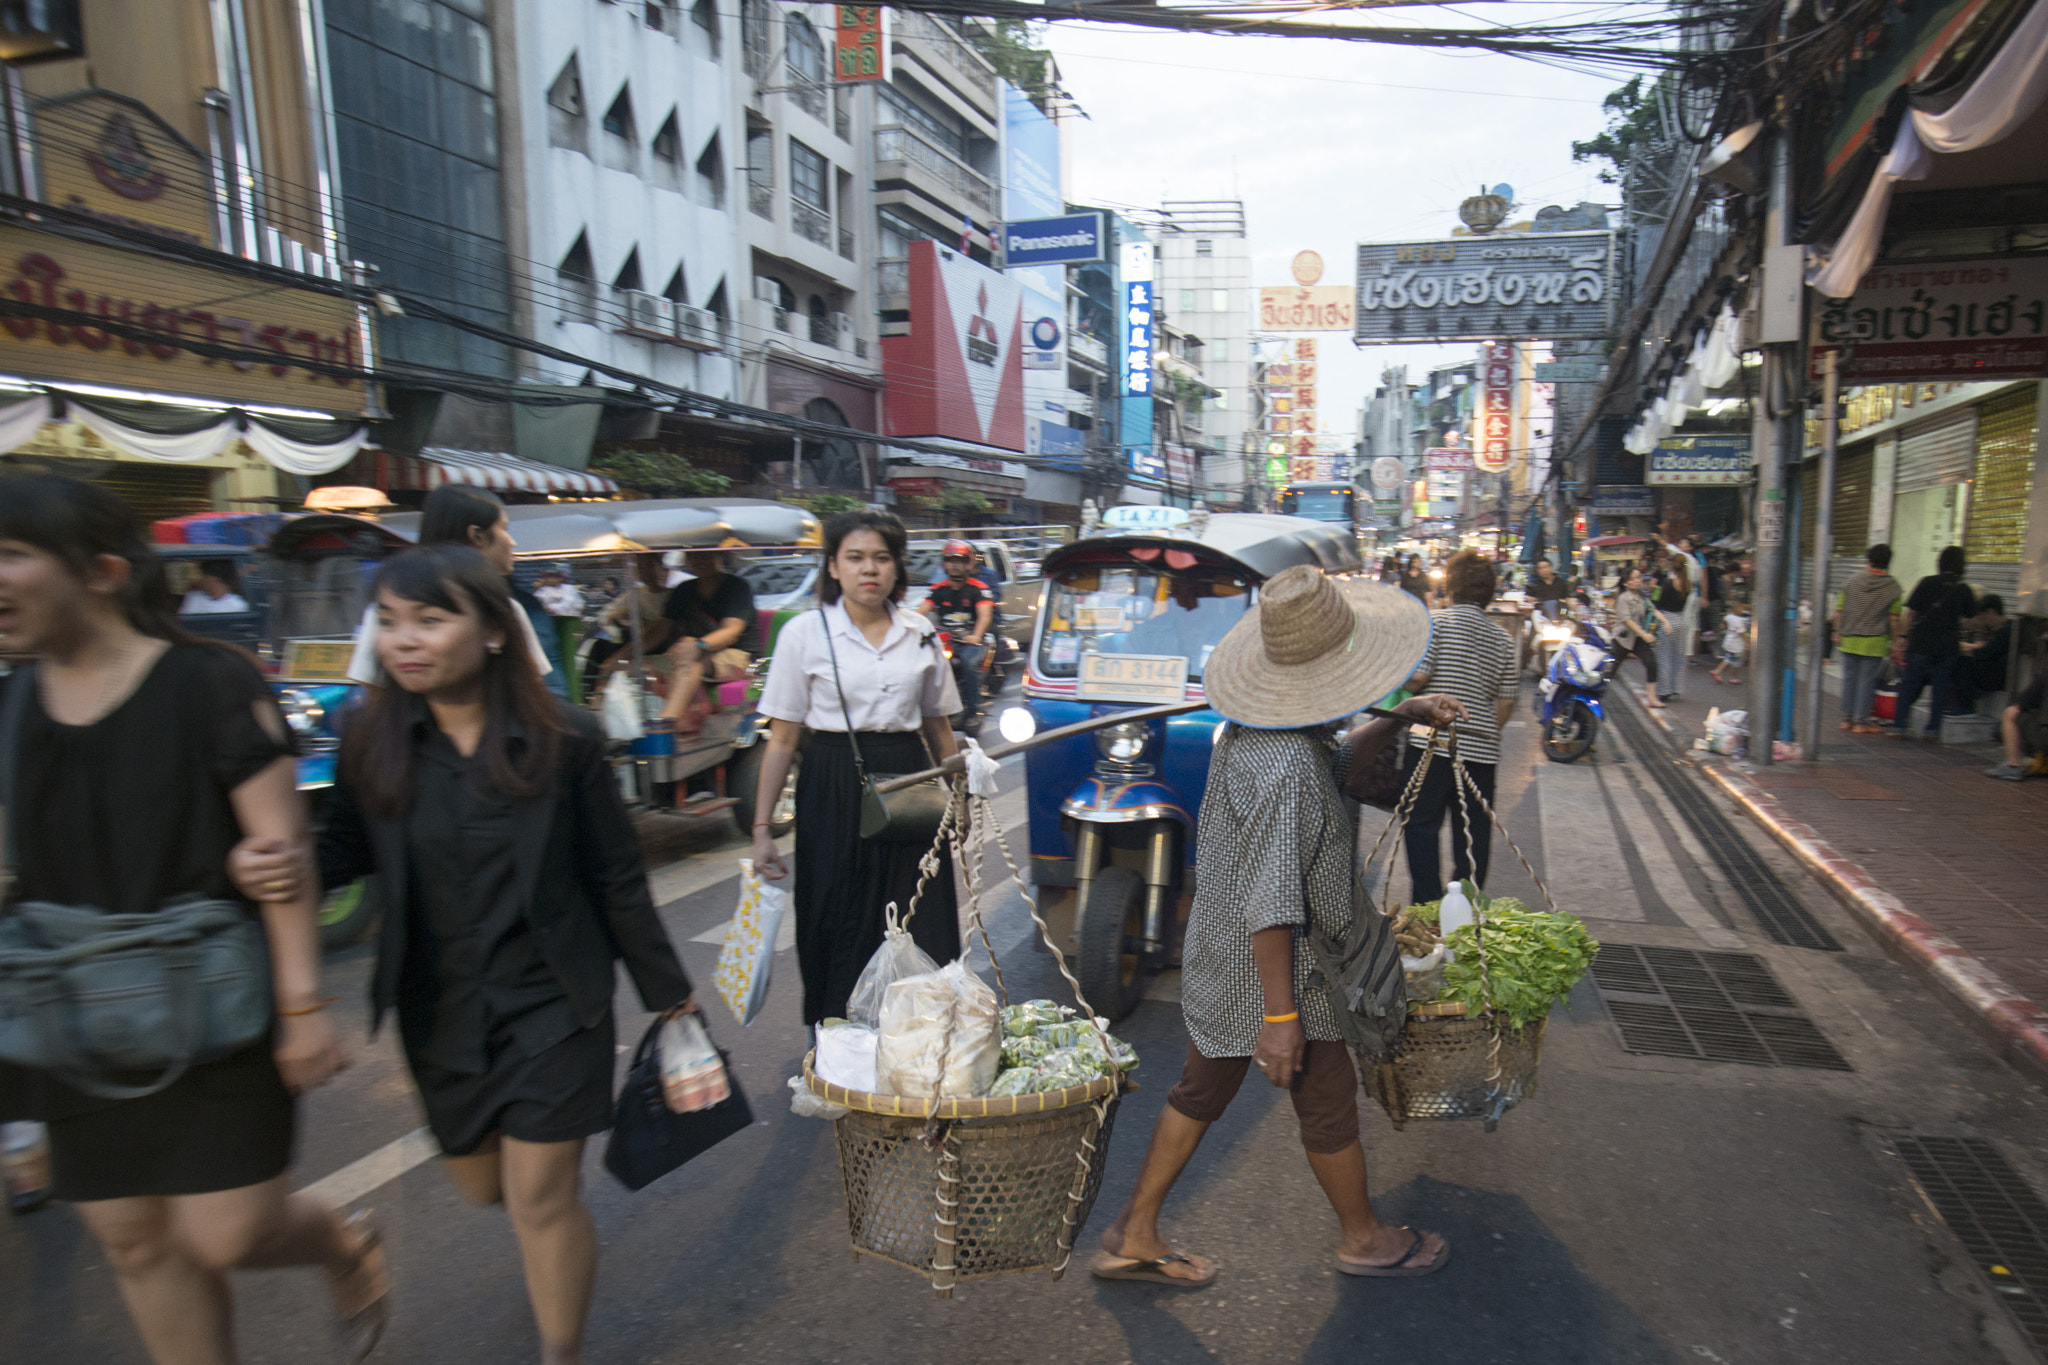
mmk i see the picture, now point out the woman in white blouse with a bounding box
[751,511,964,1023]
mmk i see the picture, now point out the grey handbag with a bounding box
[0,666,273,1099]
[816,609,953,844]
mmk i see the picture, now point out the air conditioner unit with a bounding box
[753,275,783,304]
[617,289,673,336]
[674,303,722,349]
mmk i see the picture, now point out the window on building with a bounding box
[878,80,966,158]
[557,232,597,324]
[695,132,725,207]
[1177,289,1196,313]
[602,85,634,138]
[746,127,773,187]
[1208,339,1228,362]
[705,279,730,323]
[644,1,676,33]
[547,54,586,150]
[652,110,680,164]
[662,266,687,304]
[692,0,719,54]
[613,248,643,294]
[1211,289,1229,311]
[740,0,768,75]
[786,13,825,81]
[1195,239,1212,256]
[789,139,827,209]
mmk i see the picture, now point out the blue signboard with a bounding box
[1002,212,1107,267]
[1648,435,1752,486]
[1129,447,1165,480]
[1039,420,1085,456]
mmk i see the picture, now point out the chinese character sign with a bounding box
[1121,240,1154,399]
[834,7,888,81]
[1475,344,1515,473]
[1296,339,1318,361]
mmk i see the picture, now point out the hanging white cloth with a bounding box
[1810,0,2048,297]
[71,404,239,463]
[1699,307,1742,389]
[242,417,368,476]
[0,394,51,455]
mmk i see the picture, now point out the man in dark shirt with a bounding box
[919,540,996,722]
[1959,594,2011,708]
[1525,557,1570,607]
[1888,545,1976,738]
[658,550,758,728]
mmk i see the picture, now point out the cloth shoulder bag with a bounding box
[0,666,273,1099]
[816,609,952,844]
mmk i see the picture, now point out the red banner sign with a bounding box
[1475,344,1515,473]
[834,6,888,82]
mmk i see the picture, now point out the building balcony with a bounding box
[878,257,909,312]
[792,197,832,247]
[748,180,774,220]
[839,226,856,260]
[873,124,991,213]
[746,297,867,362]
[786,67,827,120]
[1069,331,1108,368]
[892,10,996,103]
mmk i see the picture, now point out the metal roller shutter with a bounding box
[1797,442,1876,561]
[1964,386,2037,568]
[1895,409,1977,493]
[91,464,217,523]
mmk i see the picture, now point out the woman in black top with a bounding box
[1652,553,1690,701]
[0,475,385,1363]
[1399,555,1430,604]
[242,544,691,1365]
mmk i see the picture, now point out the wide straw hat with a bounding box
[1203,565,1432,729]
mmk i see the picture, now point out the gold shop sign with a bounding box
[0,224,368,413]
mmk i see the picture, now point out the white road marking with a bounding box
[647,830,791,908]
[297,1126,439,1206]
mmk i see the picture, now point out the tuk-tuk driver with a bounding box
[658,550,759,730]
[178,558,249,615]
[919,540,996,724]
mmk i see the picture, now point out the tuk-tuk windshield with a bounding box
[1036,563,1251,680]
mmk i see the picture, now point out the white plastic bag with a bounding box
[657,1013,730,1114]
[874,960,1001,1099]
[814,1022,878,1092]
[602,670,645,741]
[788,1076,850,1120]
[711,859,786,1026]
[845,910,939,1030]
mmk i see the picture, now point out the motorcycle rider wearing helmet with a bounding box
[919,540,996,724]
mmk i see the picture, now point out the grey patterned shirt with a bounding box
[1180,724,1357,1059]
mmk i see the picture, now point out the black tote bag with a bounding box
[603,1016,753,1192]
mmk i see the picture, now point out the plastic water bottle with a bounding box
[1438,882,1475,937]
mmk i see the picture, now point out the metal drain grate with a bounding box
[1890,1135,2048,1354]
[1607,700,1843,952]
[1590,944,1852,1069]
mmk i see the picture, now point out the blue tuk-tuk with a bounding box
[993,507,1365,1019]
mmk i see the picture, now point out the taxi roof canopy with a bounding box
[1046,512,1361,582]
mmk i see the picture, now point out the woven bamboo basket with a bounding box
[1366,1012,1546,1130]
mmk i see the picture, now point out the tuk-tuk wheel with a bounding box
[1076,865,1150,1023]
[319,877,381,952]
[730,746,798,838]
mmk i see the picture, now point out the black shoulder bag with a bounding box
[816,609,953,843]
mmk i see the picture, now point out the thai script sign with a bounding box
[1258,285,1354,332]
[1475,344,1515,473]
[1593,484,1656,516]
[1354,232,1614,343]
[834,6,889,81]
[1810,256,2048,383]
[1424,446,1473,471]
[1648,435,1753,486]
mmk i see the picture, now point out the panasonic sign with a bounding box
[1001,211,1107,266]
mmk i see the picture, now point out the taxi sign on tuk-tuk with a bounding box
[1101,505,1189,532]
[280,640,356,682]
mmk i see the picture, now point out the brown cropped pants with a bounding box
[1164,1040,1361,1154]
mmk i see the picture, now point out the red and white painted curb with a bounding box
[1621,683,2048,1082]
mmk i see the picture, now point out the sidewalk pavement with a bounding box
[1622,650,2048,1083]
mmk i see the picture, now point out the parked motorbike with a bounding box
[1538,616,1622,763]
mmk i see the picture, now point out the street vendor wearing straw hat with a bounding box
[1093,564,1464,1287]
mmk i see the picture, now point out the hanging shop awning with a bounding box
[364,446,619,496]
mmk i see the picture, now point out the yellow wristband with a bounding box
[1262,1011,1299,1024]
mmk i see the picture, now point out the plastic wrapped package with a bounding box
[1000,1000,1069,1037]
[1001,1033,1056,1069]
[656,1014,731,1114]
[873,961,1001,1098]
[814,1022,879,1092]
[846,922,940,1031]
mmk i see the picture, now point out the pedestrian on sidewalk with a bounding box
[1615,567,1666,708]
[1092,566,1460,1288]
[1834,543,1902,732]
[1985,674,2046,780]
[1888,545,1976,740]
[1653,551,1690,701]
[234,544,695,1365]
[1710,599,1748,686]
[1958,595,2011,710]
[0,475,386,1365]
[1400,550,1520,902]
[747,510,963,1024]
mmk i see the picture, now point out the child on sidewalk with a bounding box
[1711,601,1748,685]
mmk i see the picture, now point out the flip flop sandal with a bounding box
[1090,1250,1216,1287]
[1337,1227,1452,1278]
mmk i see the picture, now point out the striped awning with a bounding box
[362,447,618,496]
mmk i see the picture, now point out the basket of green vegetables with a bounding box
[1368,885,1598,1129]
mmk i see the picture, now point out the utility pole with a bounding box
[1800,350,1840,760]
[1748,130,1801,766]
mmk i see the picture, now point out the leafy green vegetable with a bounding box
[1433,896,1599,1027]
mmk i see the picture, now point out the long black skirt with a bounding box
[794,731,960,1024]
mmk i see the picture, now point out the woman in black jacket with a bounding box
[237,544,690,1365]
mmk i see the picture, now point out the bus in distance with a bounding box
[1277,480,1356,528]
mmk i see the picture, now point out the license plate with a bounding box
[1077,652,1188,703]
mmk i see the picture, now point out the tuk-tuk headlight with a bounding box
[278,689,326,738]
[1096,721,1149,763]
[997,706,1038,744]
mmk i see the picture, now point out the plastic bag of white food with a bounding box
[873,961,1000,1099]
[844,912,939,1030]
[813,1022,878,1093]
[601,670,645,741]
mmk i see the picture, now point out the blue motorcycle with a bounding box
[1537,614,1622,763]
